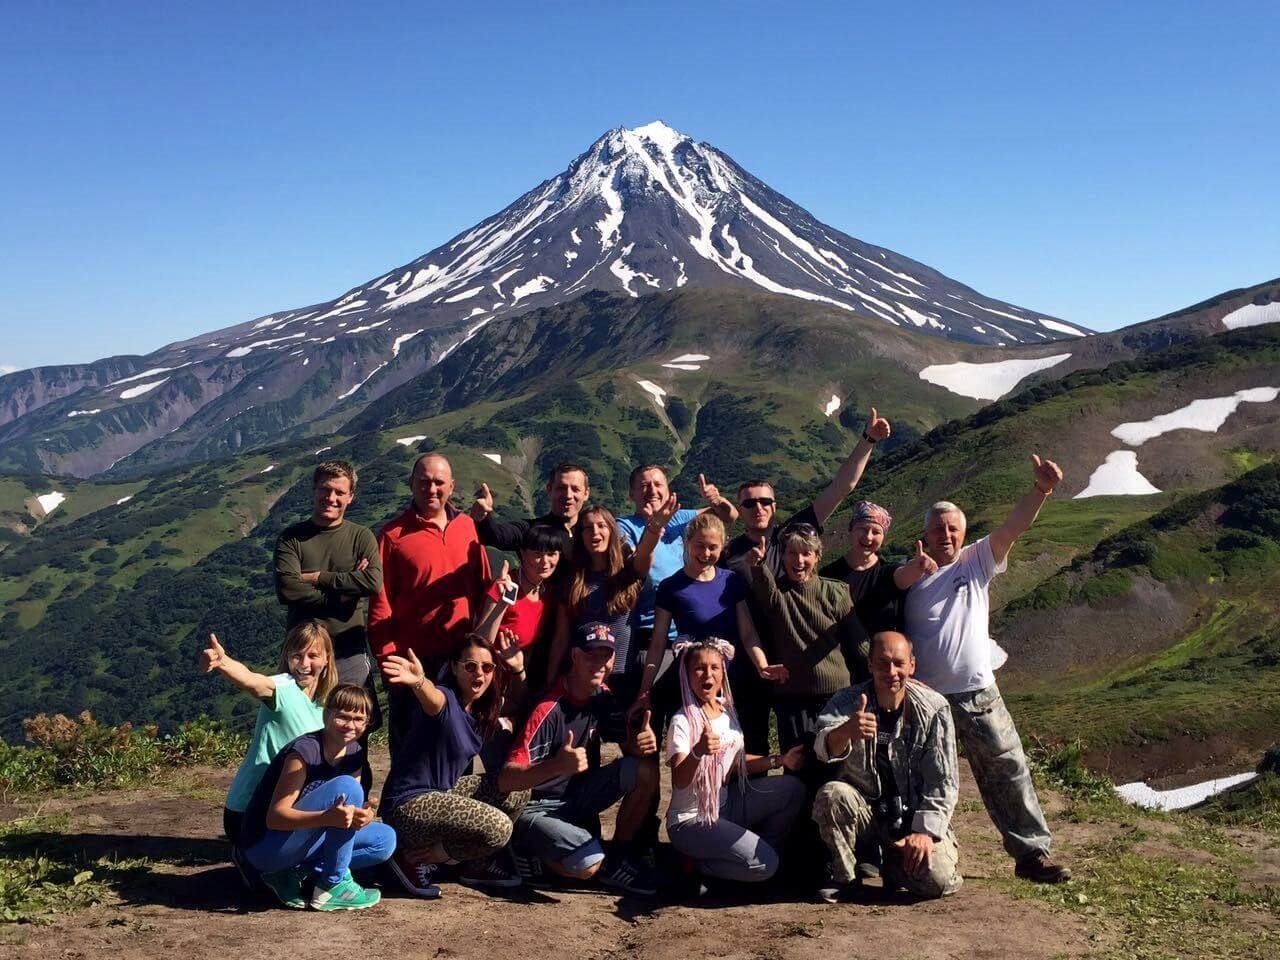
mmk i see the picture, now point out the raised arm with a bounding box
[894,540,938,590]
[380,648,448,716]
[989,454,1063,565]
[630,494,678,578]
[473,560,515,647]
[199,633,276,701]
[470,482,529,551]
[811,407,892,525]
[698,474,739,525]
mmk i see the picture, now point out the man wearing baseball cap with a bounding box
[500,624,661,895]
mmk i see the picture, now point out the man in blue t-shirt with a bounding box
[616,464,739,662]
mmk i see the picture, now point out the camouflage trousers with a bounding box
[812,781,962,898]
[945,682,1051,864]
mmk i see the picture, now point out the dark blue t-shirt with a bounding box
[238,730,363,851]
[655,567,748,647]
[380,686,484,813]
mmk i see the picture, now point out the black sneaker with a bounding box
[600,853,659,896]
[388,852,443,899]
[459,852,522,890]
[855,860,881,880]
[1015,853,1072,884]
[511,850,549,887]
[817,878,860,903]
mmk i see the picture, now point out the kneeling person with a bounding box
[237,684,396,911]
[812,631,962,901]
[499,625,660,895]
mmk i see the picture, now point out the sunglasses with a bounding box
[786,522,820,537]
[458,659,496,675]
[740,497,776,509]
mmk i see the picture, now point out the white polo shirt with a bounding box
[904,536,1006,695]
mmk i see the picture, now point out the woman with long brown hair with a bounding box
[547,497,676,704]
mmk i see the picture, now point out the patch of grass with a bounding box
[1195,773,1280,835]
[0,816,107,924]
[0,712,246,794]
[1002,824,1279,959]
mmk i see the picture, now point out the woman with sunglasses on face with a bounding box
[378,633,530,898]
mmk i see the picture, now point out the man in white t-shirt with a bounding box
[904,454,1071,885]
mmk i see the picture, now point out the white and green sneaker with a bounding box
[260,866,309,909]
[309,872,381,911]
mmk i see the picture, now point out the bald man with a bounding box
[369,453,491,758]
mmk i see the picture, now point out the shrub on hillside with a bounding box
[0,712,246,793]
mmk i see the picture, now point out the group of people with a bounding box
[201,405,1072,911]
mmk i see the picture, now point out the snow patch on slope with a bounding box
[824,394,841,417]
[36,491,66,515]
[1116,772,1258,811]
[1222,301,1280,330]
[1073,451,1161,499]
[120,378,169,400]
[635,379,667,407]
[918,354,1072,401]
[1111,387,1279,445]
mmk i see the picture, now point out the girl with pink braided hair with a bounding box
[664,637,806,884]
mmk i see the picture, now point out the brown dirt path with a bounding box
[1,755,1107,960]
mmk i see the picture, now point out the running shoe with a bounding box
[259,866,309,909]
[310,872,382,911]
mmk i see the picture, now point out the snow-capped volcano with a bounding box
[1,120,1095,476]
[234,120,1083,351]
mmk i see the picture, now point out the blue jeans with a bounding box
[244,774,397,885]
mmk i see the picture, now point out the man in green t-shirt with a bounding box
[274,461,383,732]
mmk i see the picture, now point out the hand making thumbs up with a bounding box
[693,721,722,758]
[631,709,657,756]
[199,633,226,673]
[470,482,495,521]
[851,693,878,741]
[557,729,589,775]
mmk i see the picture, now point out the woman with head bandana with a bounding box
[664,637,806,884]
[820,501,938,638]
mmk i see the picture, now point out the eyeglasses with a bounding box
[740,497,776,509]
[459,660,496,675]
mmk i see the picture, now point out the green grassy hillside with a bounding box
[0,313,1277,764]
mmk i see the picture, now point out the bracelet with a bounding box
[862,430,877,444]
[768,754,780,770]
[412,675,425,691]
[1034,482,1053,496]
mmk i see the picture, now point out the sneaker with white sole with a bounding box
[459,853,522,890]
[388,853,442,899]
[511,851,548,886]
[599,853,659,896]
[310,872,381,911]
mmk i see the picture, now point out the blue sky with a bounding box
[1,0,1276,371]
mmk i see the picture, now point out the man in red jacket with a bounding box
[370,452,491,758]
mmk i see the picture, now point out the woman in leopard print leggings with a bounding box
[379,633,530,897]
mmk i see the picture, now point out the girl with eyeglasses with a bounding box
[377,633,530,898]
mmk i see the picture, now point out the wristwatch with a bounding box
[768,754,781,770]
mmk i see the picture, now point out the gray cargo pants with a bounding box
[946,682,1051,864]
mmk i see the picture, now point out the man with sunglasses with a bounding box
[721,408,892,751]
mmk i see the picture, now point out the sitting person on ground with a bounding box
[819,501,938,637]
[499,625,661,895]
[904,455,1071,884]
[548,498,677,701]
[236,683,396,911]
[378,635,530,899]
[665,637,806,885]
[200,621,336,848]
[812,631,963,902]
[473,525,563,696]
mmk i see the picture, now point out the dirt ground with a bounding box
[0,748,1259,960]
